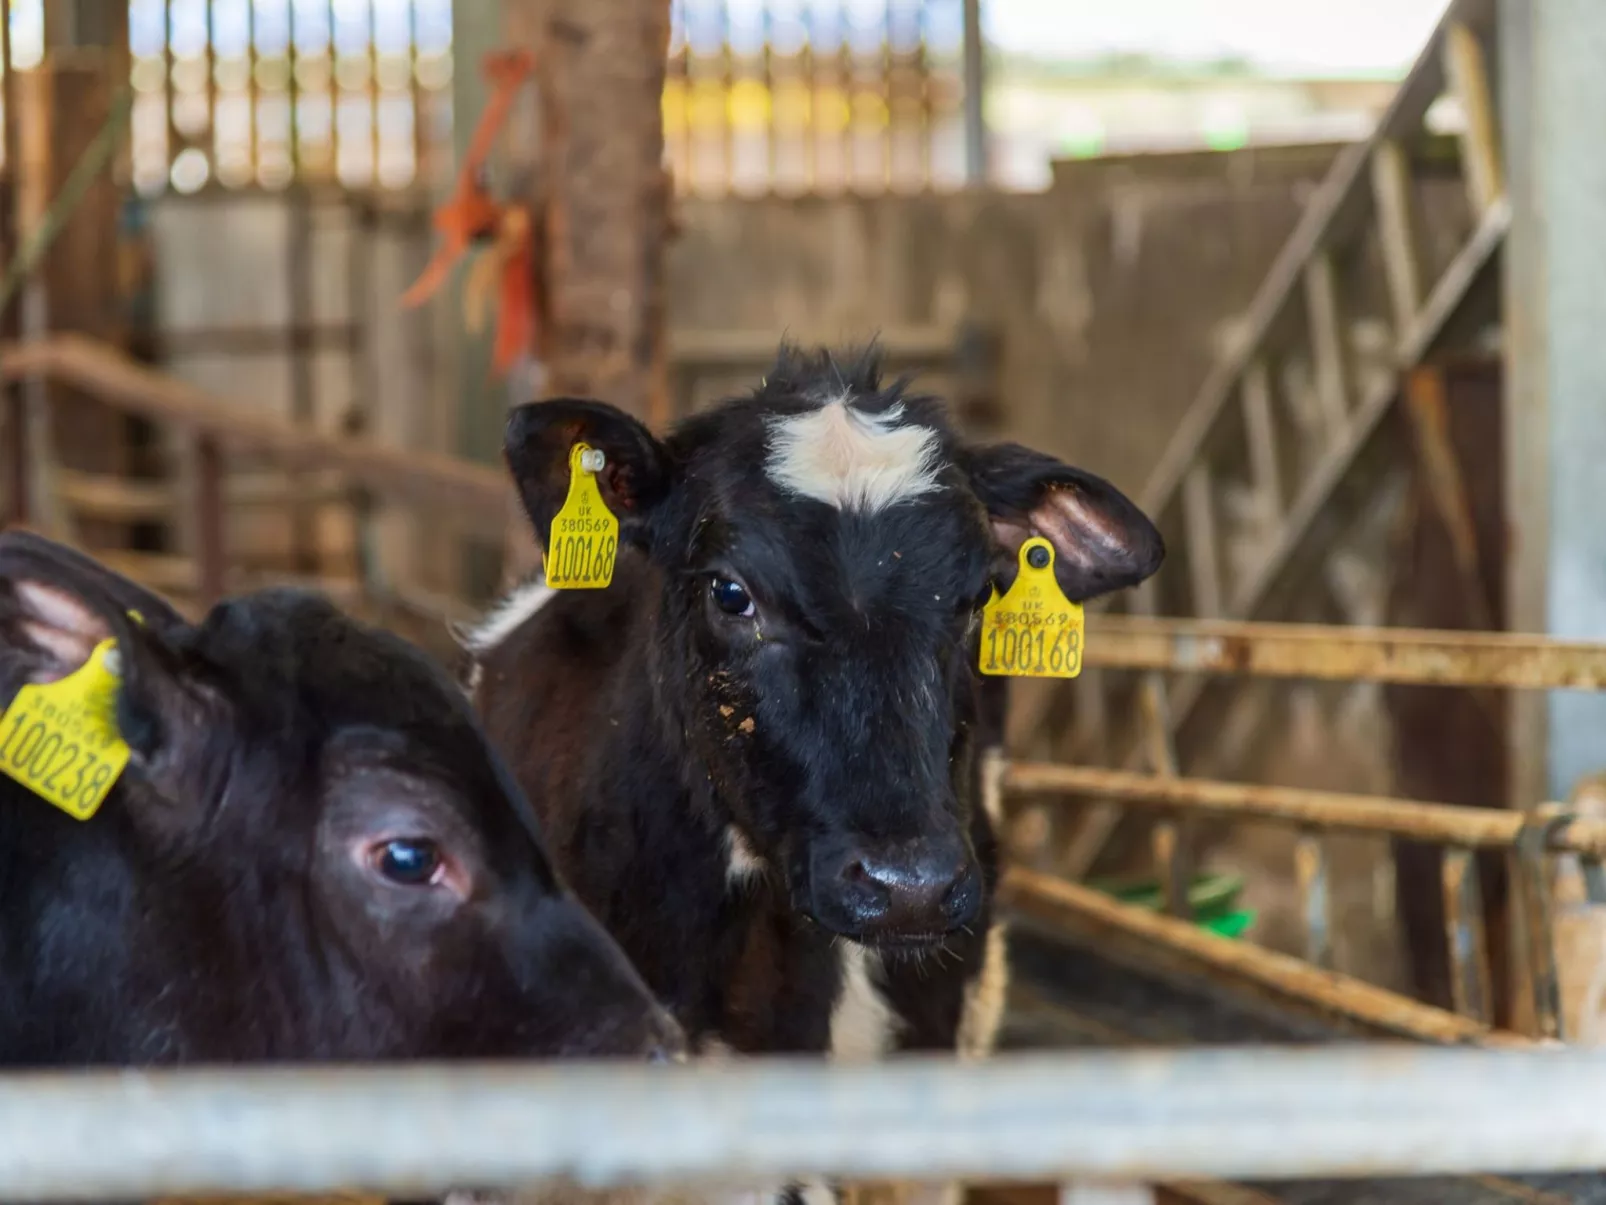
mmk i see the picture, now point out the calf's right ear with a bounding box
[0,529,190,748]
[0,531,224,829]
[504,398,674,552]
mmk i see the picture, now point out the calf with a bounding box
[0,530,679,1067]
[470,344,1162,1078]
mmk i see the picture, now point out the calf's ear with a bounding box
[959,442,1164,603]
[504,398,674,552]
[0,531,215,819]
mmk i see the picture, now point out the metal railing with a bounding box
[6,1049,1606,1200]
[996,618,1606,1045]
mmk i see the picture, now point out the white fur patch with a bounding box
[458,576,556,657]
[765,398,942,513]
[829,944,898,1062]
[956,923,1009,1059]
[726,826,767,887]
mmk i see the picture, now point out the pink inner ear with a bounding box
[1022,484,1129,574]
[15,580,110,683]
[989,485,1118,574]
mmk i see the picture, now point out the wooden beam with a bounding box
[501,0,673,582]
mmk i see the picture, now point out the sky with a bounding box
[984,0,1453,74]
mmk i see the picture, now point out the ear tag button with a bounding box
[0,638,132,820]
[979,537,1085,679]
[546,441,620,590]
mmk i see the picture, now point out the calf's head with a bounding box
[0,531,678,1063]
[505,347,1163,949]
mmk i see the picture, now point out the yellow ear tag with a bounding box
[545,442,620,590]
[979,537,1085,679]
[0,638,131,820]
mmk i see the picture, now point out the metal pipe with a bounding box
[1002,762,1606,856]
[6,1047,1606,1198]
[1083,614,1606,690]
[960,0,984,184]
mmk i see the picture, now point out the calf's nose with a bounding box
[815,834,982,939]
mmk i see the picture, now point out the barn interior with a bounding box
[3,0,1606,1202]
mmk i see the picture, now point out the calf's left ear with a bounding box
[959,442,1164,602]
[504,398,674,552]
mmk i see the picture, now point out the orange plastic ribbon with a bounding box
[400,49,539,375]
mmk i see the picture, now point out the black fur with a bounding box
[0,530,678,1067]
[478,344,1163,1055]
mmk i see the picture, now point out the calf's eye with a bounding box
[372,838,443,886]
[710,576,755,618]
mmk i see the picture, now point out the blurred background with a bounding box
[12,0,1599,1063]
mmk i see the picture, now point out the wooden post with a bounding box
[16,47,128,549]
[501,0,673,583]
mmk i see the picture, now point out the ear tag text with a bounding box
[0,638,131,820]
[546,442,619,589]
[979,537,1084,679]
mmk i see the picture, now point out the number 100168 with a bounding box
[982,621,1082,677]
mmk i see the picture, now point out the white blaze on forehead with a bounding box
[765,397,943,513]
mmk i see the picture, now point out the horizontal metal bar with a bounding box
[1084,615,1606,690]
[1000,868,1504,1046]
[1003,763,1606,857]
[8,1044,1606,1198]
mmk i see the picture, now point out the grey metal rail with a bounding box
[0,1048,1603,1200]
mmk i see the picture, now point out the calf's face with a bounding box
[504,348,1164,948]
[0,531,678,1063]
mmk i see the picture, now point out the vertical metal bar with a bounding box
[366,0,378,188]
[1441,846,1494,1024]
[1370,139,1422,336]
[247,0,258,182]
[1182,462,1222,618]
[1515,810,1564,1040]
[1240,360,1282,524]
[205,0,216,177]
[165,0,178,178]
[960,0,983,185]
[1303,251,1349,438]
[407,0,422,184]
[1294,830,1332,971]
[1443,20,1503,216]
[193,434,226,606]
[1152,819,1192,923]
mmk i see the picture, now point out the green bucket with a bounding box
[1088,870,1257,940]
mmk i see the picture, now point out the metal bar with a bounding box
[1152,819,1192,922]
[31,1043,1606,1197]
[1002,868,1505,1045]
[1002,762,1606,857]
[1443,847,1494,1023]
[960,0,983,184]
[1079,614,1606,691]
[1294,830,1332,970]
